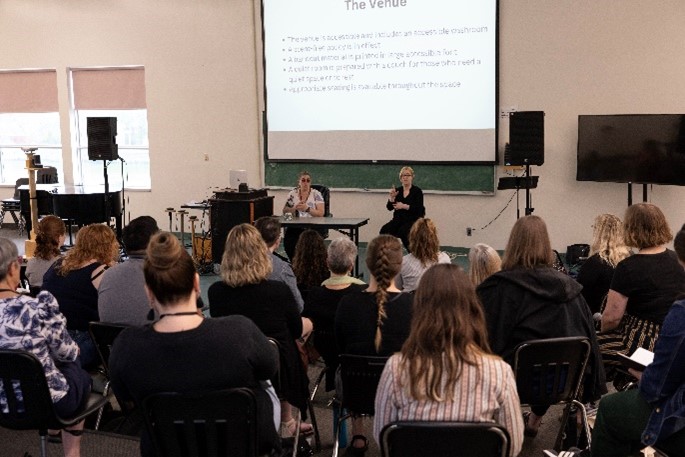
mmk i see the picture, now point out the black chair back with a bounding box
[339,354,388,415]
[311,184,331,217]
[143,388,260,457]
[380,421,511,457]
[89,321,128,377]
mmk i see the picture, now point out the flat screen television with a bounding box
[577,114,685,186]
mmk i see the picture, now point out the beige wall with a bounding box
[2,0,685,250]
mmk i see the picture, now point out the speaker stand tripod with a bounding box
[497,164,539,219]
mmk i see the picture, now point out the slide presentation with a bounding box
[262,0,497,163]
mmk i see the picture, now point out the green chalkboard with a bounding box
[264,162,495,193]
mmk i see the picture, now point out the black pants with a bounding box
[379,218,413,251]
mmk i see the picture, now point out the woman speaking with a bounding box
[380,166,425,250]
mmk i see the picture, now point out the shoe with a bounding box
[344,435,369,457]
[523,411,539,438]
[47,431,62,444]
[543,447,588,456]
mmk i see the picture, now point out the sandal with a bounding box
[523,411,539,438]
[344,435,369,457]
[47,431,62,444]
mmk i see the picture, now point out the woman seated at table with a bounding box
[42,223,119,369]
[0,237,92,457]
[109,232,280,457]
[395,218,450,292]
[282,170,325,261]
[379,166,425,251]
[599,203,685,383]
[467,242,502,286]
[292,229,330,300]
[302,237,366,391]
[25,215,67,293]
[208,223,313,436]
[335,234,413,456]
[374,264,523,457]
[576,213,631,314]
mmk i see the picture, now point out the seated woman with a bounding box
[373,264,524,457]
[476,215,606,439]
[467,242,502,286]
[109,232,280,457]
[42,224,119,369]
[25,215,66,293]
[335,234,413,456]
[302,237,366,391]
[0,237,92,457]
[576,213,630,314]
[379,166,425,251]
[282,171,325,261]
[599,203,685,383]
[208,223,313,436]
[292,229,330,300]
[395,218,450,292]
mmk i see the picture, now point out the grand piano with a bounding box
[19,184,123,238]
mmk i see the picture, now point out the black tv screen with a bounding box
[577,114,685,186]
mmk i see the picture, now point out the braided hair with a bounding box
[366,235,403,352]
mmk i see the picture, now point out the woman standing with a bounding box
[395,218,450,292]
[374,264,523,457]
[282,171,325,260]
[379,166,425,251]
[42,224,119,368]
[26,215,67,292]
[335,234,413,455]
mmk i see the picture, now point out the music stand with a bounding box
[497,174,538,219]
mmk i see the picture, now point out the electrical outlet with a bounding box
[467,227,473,236]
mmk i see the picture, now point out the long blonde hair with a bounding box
[58,224,118,275]
[400,264,491,401]
[468,243,502,285]
[220,223,272,287]
[366,235,403,352]
[589,214,631,267]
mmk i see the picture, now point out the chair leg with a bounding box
[39,432,48,457]
[332,406,350,457]
[0,209,5,229]
[310,366,326,402]
[307,398,321,452]
[573,400,592,449]
[93,381,110,430]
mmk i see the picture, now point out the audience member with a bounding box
[292,229,329,298]
[599,203,685,383]
[42,224,119,368]
[379,166,425,251]
[0,237,92,457]
[476,215,606,438]
[395,218,450,292]
[109,232,280,457]
[254,216,304,312]
[302,237,366,391]
[335,234,413,456]
[25,215,66,291]
[373,264,523,457]
[576,213,630,314]
[282,170,325,260]
[98,216,159,326]
[467,242,502,286]
[208,223,313,436]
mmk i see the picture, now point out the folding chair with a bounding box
[332,354,389,457]
[142,388,263,457]
[380,421,511,457]
[0,349,108,457]
[513,336,592,451]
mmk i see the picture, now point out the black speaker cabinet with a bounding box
[508,111,544,166]
[87,117,119,160]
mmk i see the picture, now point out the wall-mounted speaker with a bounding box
[87,117,119,161]
[508,111,544,166]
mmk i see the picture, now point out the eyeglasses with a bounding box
[400,174,412,177]
[300,178,311,182]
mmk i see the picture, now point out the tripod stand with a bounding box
[497,164,539,219]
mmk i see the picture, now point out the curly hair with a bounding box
[34,215,66,260]
[408,218,440,266]
[501,216,554,270]
[589,213,631,267]
[220,223,272,287]
[623,203,673,250]
[58,224,118,276]
[366,235,403,352]
[400,264,491,401]
[468,243,501,286]
[144,231,196,305]
[292,229,329,288]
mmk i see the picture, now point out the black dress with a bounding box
[379,185,425,250]
[576,253,615,314]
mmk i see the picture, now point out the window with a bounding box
[0,70,63,185]
[71,67,150,189]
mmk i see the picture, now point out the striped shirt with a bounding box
[373,352,524,457]
[395,251,452,292]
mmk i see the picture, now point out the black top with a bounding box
[610,249,685,324]
[208,279,309,413]
[385,185,425,223]
[108,316,279,456]
[335,290,413,356]
[477,266,607,402]
[576,253,616,314]
[42,260,102,331]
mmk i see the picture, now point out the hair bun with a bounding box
[146,232,185,270]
